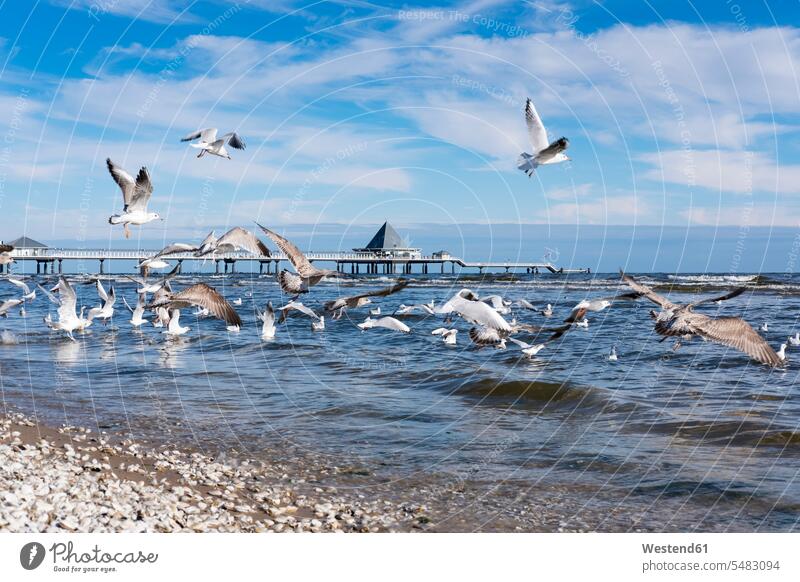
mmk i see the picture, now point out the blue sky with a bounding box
[1,0,800,270]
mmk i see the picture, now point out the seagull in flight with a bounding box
[147,283,242,327]
[357,316,410,333]
[181,128,246,159]
[106,158,161,238]
[517,98,569,177]
[0,243,14,267]
[621,271,783,367]
[435,289,512,332]
[564,292,642,323]
[256,301,276,339]
[86,280,115,325]
[432,327,458,345]
[40,277,91,340]
[324,280,410,319]
[193,227,269,259]
[257,224,346,296]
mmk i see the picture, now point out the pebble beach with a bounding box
[0,412,427,533]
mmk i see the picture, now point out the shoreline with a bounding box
[0,411,426,532]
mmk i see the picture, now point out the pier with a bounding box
[2,247,589,276]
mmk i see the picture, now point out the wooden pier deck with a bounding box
[3,247,590,275]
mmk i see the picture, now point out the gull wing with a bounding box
[468,326,504,346]
[106,158,136,207]
[0,243,14,253]
[182,128,217,142]
[216,227,270,256]
[126,167,153,212]
[507,336,532,350]
[154,242,197,259]
[524,98,549,153]
[693,316,783,367]
[96,280,109,302]
[7,277,31,295]
[278,301,320,320]
[221,132,246,150]
[325,279,409,311]
[620,271,674,310]
[278,270,308,295]
[257,224,315,277]
[167,283,241,326]
[374,316,410,332]
[57,278,78,320]
[449,294,512,331]
[689,286,747,308]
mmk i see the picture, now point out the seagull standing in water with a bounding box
[87,280,115,325]
[789,333,800,346]
[123,292,148,327]
[106,158,161,239]
[181,128,246,159]
[608,346,618,361]
[621,271,783,367]
[517,98,569,177]
[257,224,347,296]
[163,309,189,336]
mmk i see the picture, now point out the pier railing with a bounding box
[6,247,588,274]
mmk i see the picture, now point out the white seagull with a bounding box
[517,98,569,176]
[193,227,269,259]
[276,300,321,323]
[106,158,161,239]
[181,128,246,159]
[777,343,787,362]
[312,317,325,332]
[507,337,546,358]
[436,289,512,332]
[87,280,116,325]
[163,309,189,336]
[40,277,91,340]
[7,277,36,301]
[122,292,148,327]
[357,316,410,333]
[609,346,618,361]
[256,301,276,339]
[147,283,242,327]
[432,327,458,345]
[789,333,800,346]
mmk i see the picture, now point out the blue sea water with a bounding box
[1,270,800,531]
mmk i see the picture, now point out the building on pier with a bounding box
[8,236,49,255]
[352,221,421,259]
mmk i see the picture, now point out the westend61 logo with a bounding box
[20,542,46,570]
[20,541,158,574]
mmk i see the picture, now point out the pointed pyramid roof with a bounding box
[363,221,405,250]
[8,236,48,248]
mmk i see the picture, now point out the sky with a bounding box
[1,0,800,271]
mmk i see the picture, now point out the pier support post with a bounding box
[36,262,40,275]
[231,261,236,274]
[216,260,221,274]
[99,259,105,274]
[224,261,228,274]
[58,259,63,274]
[177,260,183,274]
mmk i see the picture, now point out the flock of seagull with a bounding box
[0,110,790,368]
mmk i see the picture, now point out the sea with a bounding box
[1,270,799,531]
